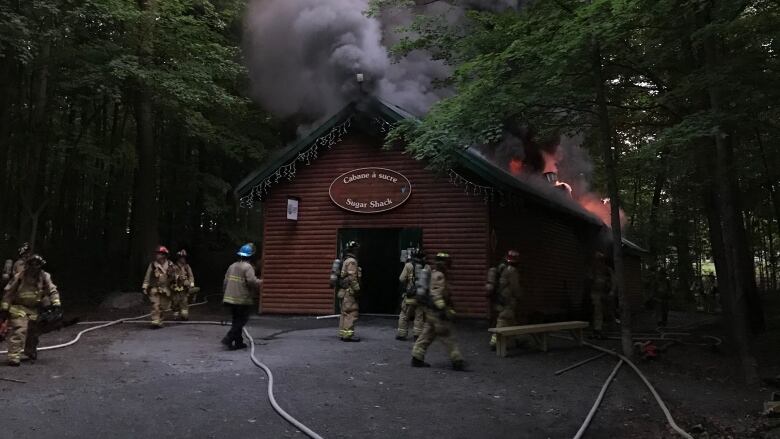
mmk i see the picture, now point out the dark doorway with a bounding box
[337,228,422,314]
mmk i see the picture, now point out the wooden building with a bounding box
[236,99,644,319]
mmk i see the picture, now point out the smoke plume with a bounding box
[244,0,452,126]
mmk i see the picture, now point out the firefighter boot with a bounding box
[233,337,248,350]
[411,357,430,368]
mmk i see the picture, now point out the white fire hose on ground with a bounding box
[552,333,694,439]
[0,301,325,439]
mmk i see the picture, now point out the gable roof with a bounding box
[235,98,605,228]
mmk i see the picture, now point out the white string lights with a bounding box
[239,118,353,208]
[448,169,499,204]
[238,114,504,208]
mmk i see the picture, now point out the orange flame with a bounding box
[541,149,561,174]
[509,158,523,175]
[577,194,626,228]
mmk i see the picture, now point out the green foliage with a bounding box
[0,0,279,291]
[378,0,780,294]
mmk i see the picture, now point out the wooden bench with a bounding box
[488,321,589,357]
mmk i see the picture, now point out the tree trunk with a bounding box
[672,202,694,303]
[704,37,759,383]
[129,92,158,281]
[645,160,667,268]
[592,41,632,357]
[129,0,160,281]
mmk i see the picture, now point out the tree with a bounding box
[0,0,277,292]
[372,0,779,378]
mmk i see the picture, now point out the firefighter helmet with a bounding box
[410,247,424,260]
[18,242,30,256]
[345,241,360,253]
[176,249,188,259]
[237,243,255,258]
[27,254,46,267]
[155,246,170,255]
[435,252,451,261]
[505,249,520,264]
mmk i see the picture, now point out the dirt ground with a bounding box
[0,301,778,439]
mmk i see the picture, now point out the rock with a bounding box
[99,292,144,310]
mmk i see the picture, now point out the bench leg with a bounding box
[529,334,543,352]
[541,333,548,352]
[570,329,583,346]
[497,335,508,358]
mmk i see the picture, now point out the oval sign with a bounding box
[329,167,412,214]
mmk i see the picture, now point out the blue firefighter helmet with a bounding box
[237,243,255,258]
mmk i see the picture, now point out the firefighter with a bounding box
[489,249,522,350]
[1,259,12,289]
[590,252,614,338]
[171,250,195,321]
[141,246,174,329]
[396,248,427,341]
[222,243,261,350]
[0,255,60,366]
[652,267,672,327]
[12,242,32,276]
[411,252,464,371]
[338,241,362,342]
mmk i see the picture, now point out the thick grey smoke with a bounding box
[244,0,452,126]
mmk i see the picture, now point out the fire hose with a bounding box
[583,341,693,439]
[553,334,694,439]
[0,301,325,439]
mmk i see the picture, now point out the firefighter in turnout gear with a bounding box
[222,243,261,350]
[489,250,522,350]
[171,250,195,321]
[338,241,362,342]
[590,252,614,338]
[0,255,60,366]
[411,252,464,370]
[142,246,175,328]
[396,248,427,341]
[12,242,32,276]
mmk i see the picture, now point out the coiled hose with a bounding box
[1,302,325,439]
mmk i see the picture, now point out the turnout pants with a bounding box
[397,298,424,338]
[225,304,252,344]
[149,290,171,326]
[490,306,516,347]
[412,310,462,363]
[338,292,359,340]
[591,292,603,332]
[7,311,41,364]
[655,298,669,326]
[171,289,189,320]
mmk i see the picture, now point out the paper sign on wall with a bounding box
[287,197,299,221]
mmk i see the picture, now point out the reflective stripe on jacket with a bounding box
[223,261,261,306]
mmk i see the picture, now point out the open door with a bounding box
[335,228,422,314]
